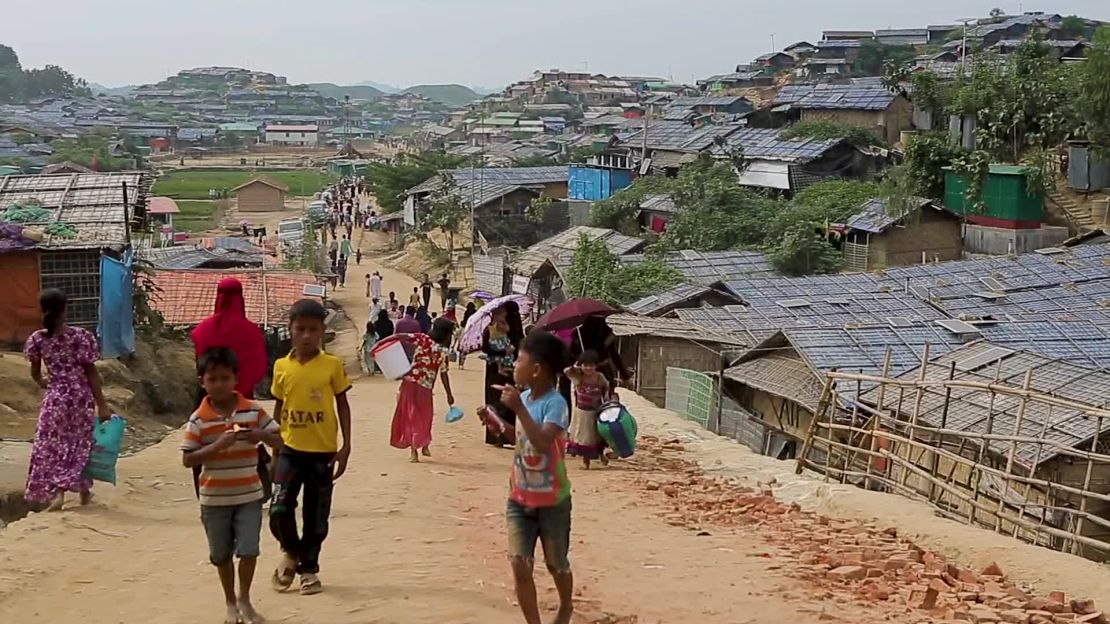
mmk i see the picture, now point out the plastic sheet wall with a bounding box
[98,250,135,358]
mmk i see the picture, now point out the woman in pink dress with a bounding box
[390,318,456,462]
[24,289,112,510]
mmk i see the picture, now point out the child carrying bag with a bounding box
[83,415,126,485]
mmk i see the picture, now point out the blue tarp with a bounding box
[98,250,135,358]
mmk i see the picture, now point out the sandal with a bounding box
[270,557,296,592]
[299,572,323,595]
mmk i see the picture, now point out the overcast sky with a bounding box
[4,0,1109,89]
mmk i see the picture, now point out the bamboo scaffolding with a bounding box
[799,364,1110,559]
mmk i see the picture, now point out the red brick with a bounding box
[828,565,867,581]
[958,569,983,584]
[982,562,1005,577]
[1076,614,1106,624]
[998,609,1030,624]
[930,578,956,594]
[1049,593,1068,605]
[911,588,940,610]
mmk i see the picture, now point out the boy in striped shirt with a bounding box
[182,347,282,624]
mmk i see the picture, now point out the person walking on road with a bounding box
[269,300,353,596]
[420,274,433,310]
[368,271,382,300]
[24,289,112,511]
[190,278,273,501]
[437,273,451,312]
[390,318,456,463]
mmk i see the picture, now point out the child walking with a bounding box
[181,347,282,624]
[269,299,353,596]
[389,318,456,462]
[482,331,574,624]
[565,350,611,469]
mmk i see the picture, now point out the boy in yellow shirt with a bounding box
[268,299,352,596]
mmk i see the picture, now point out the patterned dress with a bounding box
[390,334,447,450]
[24,327,99,504]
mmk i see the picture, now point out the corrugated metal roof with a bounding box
[790,85,898,111]
[714,127,845,164]
[843,196,939,233]
[622,250,778,284]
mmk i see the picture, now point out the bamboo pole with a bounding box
[971,359,1003,527]
[807,434,1110,535]
[929,361,957,502]
[796,377,834,475]
[1015,404,1053,538]
[995,370,1032,534]
[1073,416,1104,555]
[864,349,892,491]
[819,420,1110,508]
[898,344,931,492]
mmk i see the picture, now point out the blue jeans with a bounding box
[506,498,572,574]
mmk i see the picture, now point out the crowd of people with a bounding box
[19,178,632,624]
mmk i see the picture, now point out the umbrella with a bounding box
[458,294,533,354]
[532,298,617,333]
[469,290,497,302]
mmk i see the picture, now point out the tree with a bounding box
[989,8,1005,18]
[590,175,674,232]
[1076,27,1110,155]
[1060,15,1091,39]
[365,151,465,213]
[0,45,88,102]
[899,134,968,198]
[764,180,882,276]
[563,234,682,306]
[854,40,916,76]
[419,174,470,254]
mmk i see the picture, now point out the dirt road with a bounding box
[2,243,1108,623]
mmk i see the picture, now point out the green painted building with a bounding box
[944,164,1044,229]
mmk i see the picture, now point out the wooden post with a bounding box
[995,370,1033,535]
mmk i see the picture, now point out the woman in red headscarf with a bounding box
[189,278,271,498]
[191,278,268,398]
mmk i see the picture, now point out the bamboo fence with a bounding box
[796,348,1110,559]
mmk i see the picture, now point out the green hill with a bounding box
[403,84,480,107]
[306,83,385,101]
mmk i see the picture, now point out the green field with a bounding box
[174,200,224,233]
[153,169,335,200]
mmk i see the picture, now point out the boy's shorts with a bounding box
[201,499,264,565]
[506,498,572,574]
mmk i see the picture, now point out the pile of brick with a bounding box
[634,436,1104,624]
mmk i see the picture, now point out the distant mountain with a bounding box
[403,84,480,107]
[357,80,401,94]
[470,85,499,96]
[89,83,137,97]
[306,83,385,101]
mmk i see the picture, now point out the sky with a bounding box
[4,0,1109,90]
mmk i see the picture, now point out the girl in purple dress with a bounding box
[24,289,111,511]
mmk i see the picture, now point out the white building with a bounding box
[264,124,319,147]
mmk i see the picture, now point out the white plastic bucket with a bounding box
[371,336,412,380]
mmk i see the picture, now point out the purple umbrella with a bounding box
[459,294,533,354]
[469,290,497,302]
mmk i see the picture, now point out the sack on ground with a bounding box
[596,402,637,458]
[83,415,126,485]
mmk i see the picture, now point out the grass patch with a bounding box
[174,200,224,233]
[153,169,336,200]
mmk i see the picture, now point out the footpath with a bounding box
[2,243,1110,623]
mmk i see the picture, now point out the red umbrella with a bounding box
[532,298,618,332]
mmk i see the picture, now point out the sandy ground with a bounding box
[5,235,1110,622]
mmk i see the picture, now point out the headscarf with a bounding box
[461,302,477,328]
[502,300,525,347]
[373,310,394,339]
[190,278,268,398]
